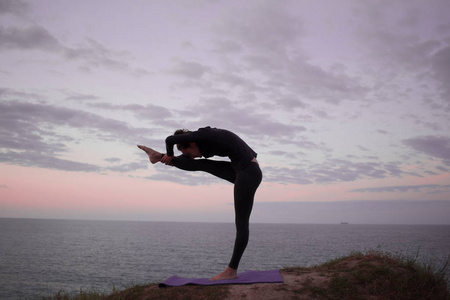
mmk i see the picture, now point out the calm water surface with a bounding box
[1,218,449,299]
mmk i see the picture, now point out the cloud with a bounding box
[2,1,448,188]
[346,1,450,111]
[0,87,44,101]
[309,159,411,183]
[275,96,308,111]
[0,101,67,155]
[0,100,144,140]
[144,164,227,186]
[0,25,60,50]
[168,58,212,79]
[139,145,409,187]
[65,93,101,102]
[175,97,307,142]
[0,98,159,172]
[262,166,312,185]
[195,2,368,107]
[211,2,369,104]
[0,93,311,179]
[0,0,28,16]
[252,200,450,224]
[213,1,304,55]
[139,152,408,186]
[138,156,409,186]
[0,24,146,75]
[62,38,134,72]
[431,46,450,99]
[104,157,121,163]
[436,166,449,172]
[0,151,101,172]
[157,1,379,119]
[213,72,257,91]
[88,102,173,122]
[350,184,450,194]
[278,59,367,104]
[403,135,450,165]
[106,161,147,173]
[0,90,434,184]
[261,158,411,185]
[211,39,242,54]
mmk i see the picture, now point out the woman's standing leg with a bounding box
[229,162,262,269]
[211,162,262,280]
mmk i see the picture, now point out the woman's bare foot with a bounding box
[137,145,162,164]
[210,267,237,281]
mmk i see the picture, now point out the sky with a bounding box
[1,0,450,224]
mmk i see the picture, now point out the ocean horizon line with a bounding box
[1,216,449,226]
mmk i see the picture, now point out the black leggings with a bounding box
[172,156,262,269]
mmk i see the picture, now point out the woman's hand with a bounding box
[161,155,174,166]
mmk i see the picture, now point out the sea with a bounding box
[0,218,449,300]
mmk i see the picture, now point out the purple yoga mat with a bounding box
[158,269,283,288]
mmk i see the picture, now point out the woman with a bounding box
[138,126,262,280]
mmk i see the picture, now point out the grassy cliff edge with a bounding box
[44,250,449,300]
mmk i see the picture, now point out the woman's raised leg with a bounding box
[172,156,236,184]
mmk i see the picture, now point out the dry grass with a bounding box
[42,250,450,300]
[281,250,450,300]
[44,284,229,300]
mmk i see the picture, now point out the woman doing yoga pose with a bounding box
[138,126,262,281]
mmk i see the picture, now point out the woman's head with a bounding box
[174,129,191,150]
[173,129,202,159]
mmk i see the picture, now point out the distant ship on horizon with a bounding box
[340,222,349,225]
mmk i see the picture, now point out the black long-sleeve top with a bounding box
[165,127,257,170]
